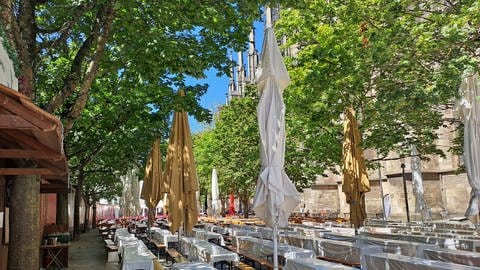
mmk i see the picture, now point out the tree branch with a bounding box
[45,2,109,114]
[37,1,95,50]
[64,2,116,132]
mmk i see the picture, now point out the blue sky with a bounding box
[188,20,265,133]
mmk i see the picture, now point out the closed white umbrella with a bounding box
[458,74,480,217]
[410,145,430,222]
[211,168,221,216]
[252,16,300,270]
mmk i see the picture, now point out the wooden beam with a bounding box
[0,135,20,148]
[0,168,56,175]
[40,184,69,194]
[0,149,63,159]
[1,129,63,161]
[35,159,68,175]
[0,115,37,129]
[0,91,54,130]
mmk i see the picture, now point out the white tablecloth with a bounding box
[284,258,357,270]
[121,243,156,270]
[363,253,480,270]
[172,262,216,269]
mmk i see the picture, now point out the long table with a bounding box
[180,237,239,266]
[236,236,315,264]
[363,253,480,270]
[284,257,357,270]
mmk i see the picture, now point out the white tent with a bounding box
[458,74,480,217]
[252,12,300,269]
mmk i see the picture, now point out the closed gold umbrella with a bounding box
[141,138,164,226]
[342,107,371,229]
[164,90,199,234]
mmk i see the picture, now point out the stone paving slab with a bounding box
[69,229,119,270]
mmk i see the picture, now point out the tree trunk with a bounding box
[83,201,89,233]
[242,196,249,218]
[92,203,97,229]
[220,198,226,216]
[8,175,40,270]
[74,170,85,240]
[56,192,69,228]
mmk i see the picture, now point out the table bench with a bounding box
[150,239,166,259]
[238,251,280,270]
[166,248,188,264]
[103,239,119,262]
[316,255,360,268]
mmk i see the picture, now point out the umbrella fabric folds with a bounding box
[253,25,300,270]
[410,145,430,221]
[141,138,164,226]
[253,26,300,228]
[164,90,199,234]
[342,108,371,229]
[211,168,221,216]
[458,74,480,216]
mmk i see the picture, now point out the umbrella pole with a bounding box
[272,220,279,270]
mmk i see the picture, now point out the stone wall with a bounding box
[296,108,471,221]
[443,173,470,216]
[300,187,339,214]
[299,172,470,221]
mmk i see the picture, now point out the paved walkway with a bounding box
[69,229,119,270]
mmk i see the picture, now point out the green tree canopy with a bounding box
[275,0,480,166]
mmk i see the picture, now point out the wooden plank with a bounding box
[0,168,56,176]
[104,239,115,245]
[0,91,54,130]
[166,248,188,263]
[40,185,69,194]
[239,251,279,270]
[0,130,67,176]
[0,115,36,129]
[1,129,60,158]
[0,149,63,159]
[237,262,256,270]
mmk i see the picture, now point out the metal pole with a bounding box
[401,163,410,222]
[273,221,278,270]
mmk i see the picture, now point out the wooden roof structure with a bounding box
[0,83,68,192]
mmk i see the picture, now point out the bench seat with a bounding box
[166,248,188,263]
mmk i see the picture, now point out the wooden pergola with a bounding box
[0,83,68,190]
